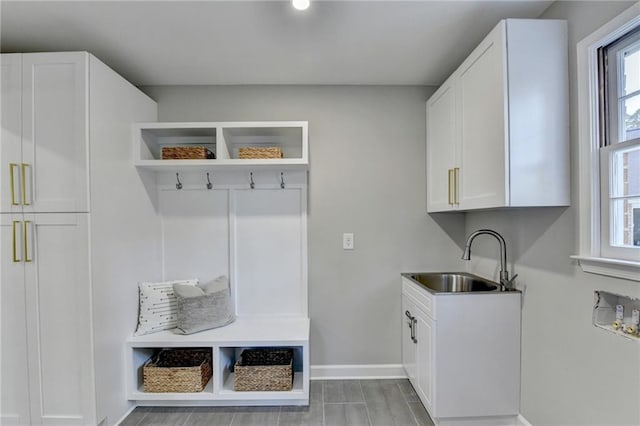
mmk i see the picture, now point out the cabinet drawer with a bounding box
[402,277,434,318]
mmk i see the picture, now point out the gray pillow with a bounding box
[173,275,235,335]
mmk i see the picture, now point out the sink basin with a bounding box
[403,272,500,293]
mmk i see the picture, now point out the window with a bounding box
[599,28,640,261]
[575,3,640,281]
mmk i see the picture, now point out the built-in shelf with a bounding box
[126,317,310,405]
[129,121,310,407]
[133,121,308,172]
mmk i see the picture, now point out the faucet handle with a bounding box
[501,274,518,290]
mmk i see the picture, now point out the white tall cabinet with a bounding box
[1,52,160,425]
[426,19,569,212]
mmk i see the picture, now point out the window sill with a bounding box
[571,255,640,282]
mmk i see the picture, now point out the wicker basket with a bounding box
[233,348,293,391]
[161,146,215,160]
[143,348,212,393]
[238,147,283,159]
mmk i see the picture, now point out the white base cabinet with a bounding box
[402,290,434,413]
[427,19,569,212]
[401,276,521,425]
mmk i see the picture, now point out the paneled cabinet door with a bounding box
[21,53,89,213]
[22,213,94,425]
[0,53,89,214]
[458,24,507,210]
[401,295,417,384]
[0,54,23,213]
[426,75,458,212]
[0,214,31,426]
[414,311,435,415]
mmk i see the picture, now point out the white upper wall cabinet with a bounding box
[426,19,570,212]
[1,53,89,213]
[133,121,308,171]
[426,74,458,212]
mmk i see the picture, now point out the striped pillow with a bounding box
[134,279,198,336]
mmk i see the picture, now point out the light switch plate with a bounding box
[343,233,354,250]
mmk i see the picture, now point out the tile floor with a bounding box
[120,379,434,426]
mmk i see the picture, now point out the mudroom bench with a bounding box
[126,317,310,406]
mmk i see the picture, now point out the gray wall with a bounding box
[140,85,466,365]
[142,3,640,423]
[464,2,640,425]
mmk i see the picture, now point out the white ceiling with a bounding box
[0,0,553,86]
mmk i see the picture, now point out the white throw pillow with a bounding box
[134,279,198,336]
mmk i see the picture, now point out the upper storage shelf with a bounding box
[134,121,308,171]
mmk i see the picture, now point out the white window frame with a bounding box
[574,2,640,282]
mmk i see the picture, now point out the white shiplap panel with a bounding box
[232,188,305,318]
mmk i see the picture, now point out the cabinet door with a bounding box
[401,295,417,384]
[426,75,458,212]
[1,54,23,213]
[0,214,31,425]
[23,213,94,425]
[415,310,434,416]
[21,53,88,213]
[458,22,508,209]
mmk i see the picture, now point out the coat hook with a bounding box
[280,172,285,189]
[250,172,255,189]
[206,172,213,190]
[175,172,183,190]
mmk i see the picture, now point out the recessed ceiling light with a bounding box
[292,0,310,11]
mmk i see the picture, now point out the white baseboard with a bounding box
[310,364,406,380]
[436,416,517,426]
[516,414,533,426]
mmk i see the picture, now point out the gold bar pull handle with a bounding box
[454,167,460,205]
[23,221,32,263]
[12,220,21,262]
[21,163,30,206]
[447,169,453,206]
[9,163,19,206]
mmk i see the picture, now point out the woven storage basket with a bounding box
[234,348,293,391]
[143,348,212,393]
[161,146,215,160]
[238,147,283,159]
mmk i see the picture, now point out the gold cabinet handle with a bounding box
[454,167,460,205]
[447,169,453,206]
[12,220,21,262]
[21,163,30,206]
[23,221,32,263]
[9,163,19,206]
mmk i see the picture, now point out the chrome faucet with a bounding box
[461,229,517,291]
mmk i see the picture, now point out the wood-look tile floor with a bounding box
[120,379,434,426]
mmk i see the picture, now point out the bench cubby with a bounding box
[126,317,310,406]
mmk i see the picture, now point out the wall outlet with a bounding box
[343,233,354,250]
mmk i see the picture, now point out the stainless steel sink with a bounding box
[403,272,500,293]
